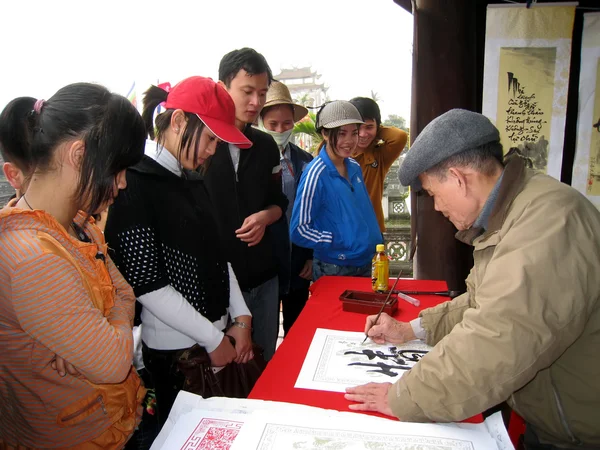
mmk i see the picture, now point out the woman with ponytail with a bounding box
[0,83,147,448]
[0,97,36,203]
[104,77,255,427]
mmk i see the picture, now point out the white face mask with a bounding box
[265,128,294,149]
[258,116,294,150]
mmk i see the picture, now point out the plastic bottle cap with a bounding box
[376,244,385,252]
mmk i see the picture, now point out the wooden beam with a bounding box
[409,0,488,291]
[393,0,412,14]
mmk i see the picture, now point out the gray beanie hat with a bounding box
[398,109,500,190]
[316,101,364,131]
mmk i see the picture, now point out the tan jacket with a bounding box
[388,156,600,447]
[352,126,407,232]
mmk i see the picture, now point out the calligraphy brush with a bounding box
[393,290,463,299]
[362,270,403,345]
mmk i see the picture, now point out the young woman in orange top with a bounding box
[0,83,146,449]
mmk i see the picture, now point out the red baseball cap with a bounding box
[164,76,252,149]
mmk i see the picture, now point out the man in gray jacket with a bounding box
[345,109,600,450]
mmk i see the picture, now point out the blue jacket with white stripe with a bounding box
[290,147,383,267]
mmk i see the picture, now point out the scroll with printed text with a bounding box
[572,13,600,210]
[482,4,576,179]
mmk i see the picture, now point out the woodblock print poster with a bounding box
[295,328,432,393]
[572,13,600,209]
[151,409,244,450]
[230,410,503,450]
[153,394,514,450]
[483,4,576,179]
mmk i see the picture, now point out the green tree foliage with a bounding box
[292,112,322,154]
[292,112,319,140]
[382,114,408,131]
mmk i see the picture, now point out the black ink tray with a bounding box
[339,290,398,315]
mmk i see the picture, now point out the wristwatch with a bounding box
[233,321,252,331]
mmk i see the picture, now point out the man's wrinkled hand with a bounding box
[345,382,395,417]
[364,313,415,345]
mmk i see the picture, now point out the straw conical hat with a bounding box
[263,81,309,123]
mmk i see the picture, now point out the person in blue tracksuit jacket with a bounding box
[290,101,383,281]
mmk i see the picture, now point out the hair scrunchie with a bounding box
[33,99,45,114]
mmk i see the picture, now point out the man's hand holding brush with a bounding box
[363,313,417,345]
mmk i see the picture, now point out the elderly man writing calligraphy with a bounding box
[345,109,600,450]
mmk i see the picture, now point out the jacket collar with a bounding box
[351,127,384,165]
[319,145,360,178]
[472,171,504,230]
[144,140,182,176]
[287,143,303,184]
[456,154,531,245]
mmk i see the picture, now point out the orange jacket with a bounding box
[352,126,408,231]
[0,208,144,449]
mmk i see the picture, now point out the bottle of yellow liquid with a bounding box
[371,244,389,293]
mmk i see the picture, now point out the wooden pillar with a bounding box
[409,0,486,291]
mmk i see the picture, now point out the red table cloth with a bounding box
[249,275,526,446]
[249,276,459,413]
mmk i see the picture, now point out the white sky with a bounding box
[0,0,413,121]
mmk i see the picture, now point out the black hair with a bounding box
[319,125,358,157]
[141,85,206,169]
[0,83,146,214]
[349,97,381,127]
[426,141,505,180]
[218,48,273,88]
[0,96,37,174]
[314,104,359,156]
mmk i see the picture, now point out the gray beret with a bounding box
[398,109,500,190]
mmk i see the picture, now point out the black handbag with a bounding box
[176,336,266,399]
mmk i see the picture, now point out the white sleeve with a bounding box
[410,317,427,341]
[138,285,224,353]
[227,263,251,319]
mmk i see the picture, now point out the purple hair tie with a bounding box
[33,99,45,114]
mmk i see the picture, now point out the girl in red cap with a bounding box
[104,77,255,430]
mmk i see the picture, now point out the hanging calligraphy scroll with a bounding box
[572,13,600,210]
[482,3,576,179]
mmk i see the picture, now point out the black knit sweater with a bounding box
[104,154,229,323]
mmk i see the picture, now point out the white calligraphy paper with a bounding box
[295,328,432,393]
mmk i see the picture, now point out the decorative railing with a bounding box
[383,226,413,277]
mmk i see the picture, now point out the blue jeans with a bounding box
[312,259,372,282]
[242,276,279,362]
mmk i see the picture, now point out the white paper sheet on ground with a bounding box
[156,410,244,449]
[151,391,389,449]
[440,412,514,450]
[295,328,432,393]
[229,409,504,450]
[150,391,208,450]
[151,392,513,450]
